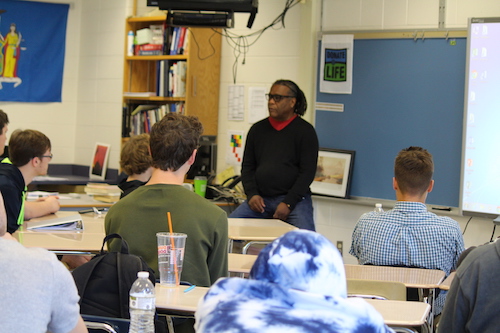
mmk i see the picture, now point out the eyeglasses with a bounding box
[40,154,53,160]
[265,94,295,103]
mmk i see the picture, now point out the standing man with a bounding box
[229,79,319,231]
[349,146,465,315]
[0,129,59,234]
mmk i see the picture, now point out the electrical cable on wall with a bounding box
[213,0,302,83]
[462,216,473,235]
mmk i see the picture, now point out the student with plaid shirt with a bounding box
[349,146,464,315]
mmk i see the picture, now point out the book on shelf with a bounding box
[150,24,165,45]
[177,27,187,54]
[129,103,184,135]
[163,24,173,55]
[131,104,158,116]
[128,24,187,56]
[93,195,120,203]
[84,183,122,196]
[136,43,163,56]
[123,91,156,97]
[170,27,178,55]
[172,61,186,97]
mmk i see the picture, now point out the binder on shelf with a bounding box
[170,27,178,55]
[131,104,158,116]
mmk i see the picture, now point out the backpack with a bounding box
[72,233,168,333]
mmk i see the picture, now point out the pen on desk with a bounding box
[184,285,196,293]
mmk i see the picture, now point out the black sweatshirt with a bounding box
[241,116,318,210]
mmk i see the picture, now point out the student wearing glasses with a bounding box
[229,79,319,231]
[0,129,59,234]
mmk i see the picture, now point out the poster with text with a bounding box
[320,34,353,94]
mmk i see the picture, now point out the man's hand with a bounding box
[25,195,60,219]
[248,195,265,213]
[2,232,18,242]
[273,202,291,221]
[61,255,92,270]
[37,195,60,212]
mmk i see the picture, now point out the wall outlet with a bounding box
[336,241,343,256]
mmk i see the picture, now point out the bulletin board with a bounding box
[315,33,467,207]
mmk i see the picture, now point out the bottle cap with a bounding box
[375,203,382,208]
[138,271,149,278]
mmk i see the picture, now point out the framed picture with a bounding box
[90,143,111,180]
[311,148,355,199]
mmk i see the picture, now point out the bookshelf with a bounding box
[122,16,221,139]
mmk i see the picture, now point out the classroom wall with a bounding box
[314,0,500,263]
[73,0,132,169]
[0,0,134,169]
[211,0,500,264]
[3,1,499,263]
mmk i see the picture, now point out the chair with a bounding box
[347,279,407,301]
[82,314,130,333]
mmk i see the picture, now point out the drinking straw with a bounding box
[167,212,179,285]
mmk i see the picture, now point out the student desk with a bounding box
[154,284,431,329]
[365,299,430,329]
[14,215,295,256]
[344,265,445,289]
[56,194,115,209]
[345,264,444,331]
[13,211,106,254]
[439,272,456,291]
[55,193,233,210]
[228,253,258,275]
[229,258,447,287]
[227,218,297,254]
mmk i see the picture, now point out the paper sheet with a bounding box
[228,85,245,121]
[248,87,267,123]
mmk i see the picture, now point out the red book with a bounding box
[177,28,187,54]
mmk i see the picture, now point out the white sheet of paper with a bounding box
[248,87,268,124]
[228,85,245,121]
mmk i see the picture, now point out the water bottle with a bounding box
[127,31,135,56]
[129,271,155,333]
[374,203,384,213]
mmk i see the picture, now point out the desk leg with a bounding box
[242,241,270,255]
[426,288,436,333]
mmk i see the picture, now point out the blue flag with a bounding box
[0,0,69,102]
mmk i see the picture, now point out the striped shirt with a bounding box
[349,201,465,314]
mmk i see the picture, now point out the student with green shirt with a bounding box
[105,113,228,286]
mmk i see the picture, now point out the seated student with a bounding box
[0,129,59,234]
[0,191,87,333]
[106,114,228,333]
[349,146,464,315]
[118,133,153,198]
[105,113,228,286]
[438,240,500,332]
[0,109,9,160]
[196,229,392,333]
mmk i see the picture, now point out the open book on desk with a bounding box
[25,213,84,231]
